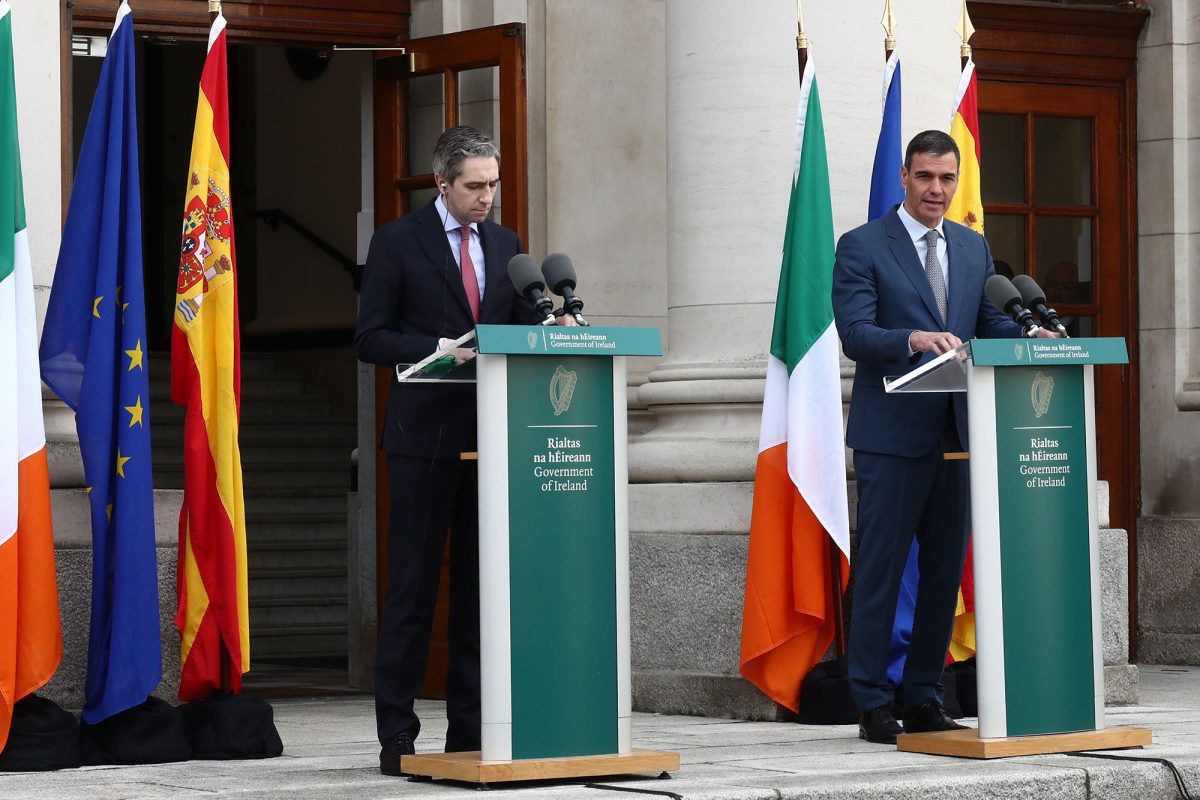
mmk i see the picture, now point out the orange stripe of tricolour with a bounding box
[739,443,849,712]
[0,448,62,750]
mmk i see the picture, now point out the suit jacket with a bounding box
[354,199,536,458]
[832,207,1019,458]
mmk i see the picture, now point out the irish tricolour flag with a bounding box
[739,55,850,711]
[0,0,63,753]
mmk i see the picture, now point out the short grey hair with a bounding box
[431,126,501,184]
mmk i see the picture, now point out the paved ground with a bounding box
[3,665,1200,799]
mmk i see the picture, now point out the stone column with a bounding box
[626,0,801,719]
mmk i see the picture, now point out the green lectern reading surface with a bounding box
[400,325,679,785]
[887,338,1151,758]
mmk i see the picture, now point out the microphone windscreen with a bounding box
[541,253,577,294]
[507,253,544,295]
[1011,274,1047,308]
[985,274,1022,313]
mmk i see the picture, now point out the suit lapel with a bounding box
[478,221,507,323]
[885,210,944,327]
[943,222,970,334]
[414,200,473,321]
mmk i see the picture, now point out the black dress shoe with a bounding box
[902,700,968,734]
[444,737,481,754]
[380,731,415,776]
[858,705,903,744]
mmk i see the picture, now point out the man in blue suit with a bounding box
[833,130,1051,743]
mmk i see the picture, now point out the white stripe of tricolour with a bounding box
[0,255,16,546]
[13,231,43,462]
[950,56,975,118]
[0,3,9,22]
[791,57,815,177]
[208,12,226,53]
[786,327,850,557]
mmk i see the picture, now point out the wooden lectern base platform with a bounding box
[400,749,680,786]
[897,725,1152,759]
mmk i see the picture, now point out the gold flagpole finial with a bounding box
[881,0,897,53]
[955,0,975,59]
[208,0,222,13]
[796,0,809,51]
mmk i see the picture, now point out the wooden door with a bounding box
[372,23,528,699]
[978,82,1137,611]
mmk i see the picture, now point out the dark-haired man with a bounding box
[832,130,1055,744]
[355,126,535,774]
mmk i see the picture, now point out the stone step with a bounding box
[152,444,353,469]
[244,490,350,516]
[249,595,347,628]
[249,623,347,660]
[149,352,284,381]
[247,512,347,542]
[148,375,308,402]
[248,540,346,571]
[249,564,345,599]
[155,465,350,491]
[150,397,335,424]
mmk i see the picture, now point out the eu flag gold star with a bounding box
[106,504,114,522]
[116,449,131,478]
[124,396,144,428]
[93,296,104,318]
[125,339,144,371]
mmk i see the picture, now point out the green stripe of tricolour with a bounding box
[0,2,26,285]
[770,68,835,375]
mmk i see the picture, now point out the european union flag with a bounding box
[868,54,904,222]
[868,52,918,687]
[39,2,161,724]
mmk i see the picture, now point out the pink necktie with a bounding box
[458,226,481,322]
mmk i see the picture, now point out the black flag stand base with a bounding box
[79,696,192,765]
[179,691,283,760]
[0,695,81,772]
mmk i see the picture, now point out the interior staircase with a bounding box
[150,351,356,668]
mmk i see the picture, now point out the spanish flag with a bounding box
[0,0,63,751]
[171,10,249,700]
[740,55,850,711]
[945,55,982,661]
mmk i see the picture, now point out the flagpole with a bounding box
[795,0,807,77]
[881,0,896,60]
[209,0,221,24]
[956,0,975,69]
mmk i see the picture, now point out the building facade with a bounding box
[10,0,1196,716]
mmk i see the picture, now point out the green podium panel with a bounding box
[475,326,661,763]
[966,338,1127,740]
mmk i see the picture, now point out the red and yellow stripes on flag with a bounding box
[946,55,982,661]
[0,0,62,750]
[170,11,249,700]
[947,57,983,235]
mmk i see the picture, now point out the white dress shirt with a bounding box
[435,195,486,299]
[897,203,949,289]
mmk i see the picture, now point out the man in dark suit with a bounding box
[354,126,538,774]
[832,130,1053,744]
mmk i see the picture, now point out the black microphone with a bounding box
[985,274,1040,338]
[1012,274,1069,337]
[541,252,589,326]
[506,254,556,325]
